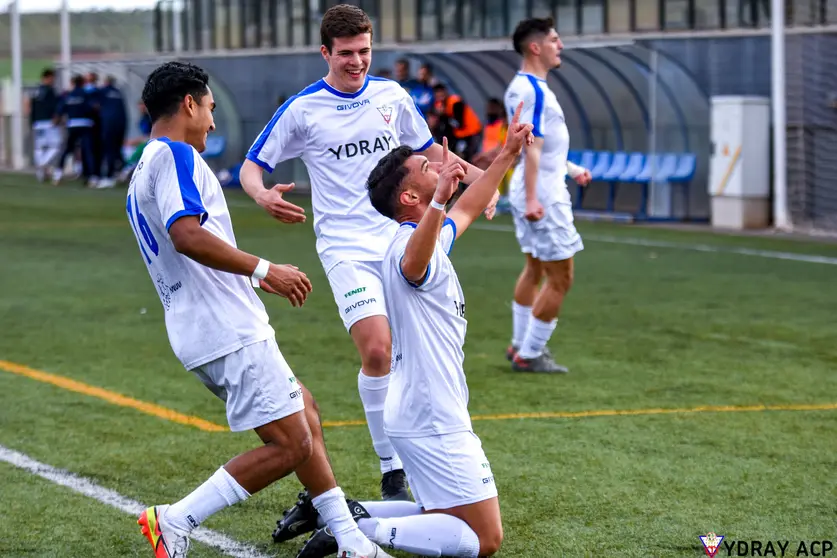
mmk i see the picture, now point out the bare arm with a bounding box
[239,159,307,224]
[168,216,312,306]
[523,138,545,221]
[448,102,533,237]
[401,141,466,283]
[447,150,517,237]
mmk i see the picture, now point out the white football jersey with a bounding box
[504,72,572,209]
[382,220,472,438]
[247,77,434,273]
[127,138,275,370]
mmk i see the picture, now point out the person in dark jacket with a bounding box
[29,68,61,182]
[97,76,128,188]
[55,75,96,185]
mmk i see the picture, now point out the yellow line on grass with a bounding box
[0,360,226,432]
[2,359,836,431]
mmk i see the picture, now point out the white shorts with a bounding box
[191,338,305,432]
[511,202,584,262]
[390,431,498,511]
[32,122,63,167]
[326,260,388,332]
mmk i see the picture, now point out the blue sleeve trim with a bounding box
[524,75,545,138]
[401,222,418,229]
[416,137,434,153]
[161,139,207,220]
[245,152,274,173]
[399,255,430,288]
[443,217,457,255]
[246,80,323,165]
[166,208,207,231]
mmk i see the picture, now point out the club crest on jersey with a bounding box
[377,104,393,124]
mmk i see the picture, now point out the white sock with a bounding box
[164,467,250,532]
[517,316,558,359]
[358,371,404,473]
[359,514,480,557]
[511,301,532,348]
[312,487,371,551]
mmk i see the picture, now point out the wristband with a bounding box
[430,199,446,211]
[251,258,270,288]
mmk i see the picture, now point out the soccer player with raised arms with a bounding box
[278,106,532,558]
[240,4,495,507]
[127,61,391,558]
[504,17,592,373]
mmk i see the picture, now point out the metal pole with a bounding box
[61,0,71,89]
[10,0,24,170]
[771,0,790,229]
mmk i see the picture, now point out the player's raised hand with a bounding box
[256,183,307,224]
[435,137,466,205]
[503,102,535,156]
[262,263,313,307]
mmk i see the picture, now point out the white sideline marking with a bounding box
[0,445,271,558]
[471,224,837,266]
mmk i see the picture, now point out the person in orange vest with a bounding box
[472,98,512,214]
[433,83,482,162]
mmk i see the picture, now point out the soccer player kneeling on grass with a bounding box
[126,61,391,558]
[286,105,532,558]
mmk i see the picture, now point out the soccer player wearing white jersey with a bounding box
[504,18,593,374]
[128,62,391,558]
[240,4,494,505]
[285,110,533,558]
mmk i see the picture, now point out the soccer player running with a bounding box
[284,107,532,558]
[128,61,391,558]
[240,4,494,507]
[504,18,593,374]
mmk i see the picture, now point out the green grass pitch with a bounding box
[0,174,835,557]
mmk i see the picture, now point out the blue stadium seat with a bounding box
[589,152,612,181]
[654,154,679,182]
[670,153,696,182]
[578,150,596,171]
[601,152,628,181]
[618,153,646,182]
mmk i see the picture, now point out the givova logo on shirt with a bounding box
[345,298,376,314]
[337,99,370,111]
[328,135,394,160]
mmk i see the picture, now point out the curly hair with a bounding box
[141,61,209,123]
[367,146,414,219]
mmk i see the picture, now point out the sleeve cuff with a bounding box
[415,136,434,152]
[245,152,274,173]
[166,208,208,231]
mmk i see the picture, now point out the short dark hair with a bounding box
[396,58,410,68]
[72,74,85,88]
[41,68,55,79]
[420,63,434,73]
[367,146,414,220]
[512,17,555,55]
[433,83,447,92]
[320,4,374,53]
[141,61,209,124]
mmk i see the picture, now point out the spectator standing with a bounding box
[97,76,128,188]
[29,69,61,183]
[433,83,483,162]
